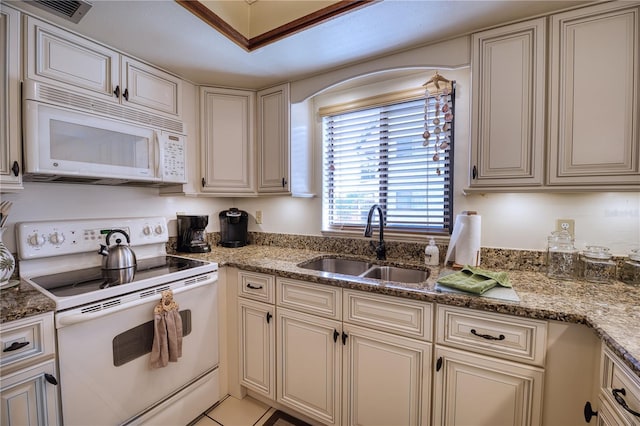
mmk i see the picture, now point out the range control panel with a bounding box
[16,217,168,260]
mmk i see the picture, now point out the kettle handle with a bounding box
[105,229,131,246]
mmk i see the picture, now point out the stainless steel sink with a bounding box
[298,257,429,284]
[361,266,430,283]
[298,257,374,276]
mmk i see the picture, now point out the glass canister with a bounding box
[580,246,616,283]
[546,230,579,280]
[620,249,640,286]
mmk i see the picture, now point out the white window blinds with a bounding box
[322,91,454,234]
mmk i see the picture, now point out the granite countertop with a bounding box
[183,245,640,378]
[2,244,638,378]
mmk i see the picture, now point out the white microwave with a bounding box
[23,92,187,186]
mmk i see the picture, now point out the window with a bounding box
[321,88,454,235]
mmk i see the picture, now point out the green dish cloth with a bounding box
[437,265,512,295]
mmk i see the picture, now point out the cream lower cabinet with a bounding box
[433,305,546,426]
[432,346,544,426]
[0,312,59,426]
[277,307,342,425]
[598,346,640,425]
[237,271,276,399]
[342,324,431,426]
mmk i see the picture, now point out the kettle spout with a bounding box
[98,244,109,257]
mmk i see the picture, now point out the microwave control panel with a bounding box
[161,133,187,184]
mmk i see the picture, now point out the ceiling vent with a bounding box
[29,0,93,24]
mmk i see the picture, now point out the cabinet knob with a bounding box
[436,356,443,372]
[201,177,206,187]
[123,88,129,101]
[282,177,287,187]
[113,85,120,98]
[472,165,477,179]
[333,329,339,343]
[341,332,348,345]
[11,161,19,176]
[583,401,598,423]
[266,312,273,324]
[44,374,58,385]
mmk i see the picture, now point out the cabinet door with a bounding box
[257,83,290,194]
[433,346,544,426]
[277,307,341,425]
[0,359,60,426]
[200,87,256,195]
[122,56,182,117]
[548,2,640,187]
[469,18,546,189]
[0,5,22,192]
[238,298,275,399]
[342,324,432,426]
[25,16,119,100]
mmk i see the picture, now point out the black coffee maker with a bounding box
[177,215,211,253]
[219,208,248,248]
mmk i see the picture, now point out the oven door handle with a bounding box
[56,275,217,328]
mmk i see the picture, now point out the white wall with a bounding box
[4,37,638,257]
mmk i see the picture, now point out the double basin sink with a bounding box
[298,257,430,284]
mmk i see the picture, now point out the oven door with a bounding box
[55,276,218,426]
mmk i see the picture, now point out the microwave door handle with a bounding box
[155,132,161,179]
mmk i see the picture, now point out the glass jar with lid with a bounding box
[620,249,640,286]
[580,246,616,283]
[547,230,579,280]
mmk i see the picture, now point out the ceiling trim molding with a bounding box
[176,0,377,52]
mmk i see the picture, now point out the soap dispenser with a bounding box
[425,238,439,266]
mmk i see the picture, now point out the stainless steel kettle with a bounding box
[98,229,137,270]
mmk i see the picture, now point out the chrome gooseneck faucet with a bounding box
[364,204,386,260]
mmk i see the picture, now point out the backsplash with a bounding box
[168,231,554,273]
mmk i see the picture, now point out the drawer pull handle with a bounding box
[470,329,505,341]
[44,374,58,386]
[3,341,29,352]
[612,388,640,418]
[247,283,263,290]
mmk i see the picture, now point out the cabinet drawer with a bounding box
[238,271,275,303]
[344,290,432,341]
[1,312,55,371]
[436,305,547,366]
[601,346,640,425]
[277,278,341,320]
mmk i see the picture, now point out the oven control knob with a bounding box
[28,233,46,247]
[49,232,65,245]
[143,226,152,236]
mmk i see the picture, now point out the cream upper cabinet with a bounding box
[470,18,546,189]
[257,83,290,194]
[25,16,182,118]
[200,87,256,196]
[0,4,22,192]
[548,1,640,187]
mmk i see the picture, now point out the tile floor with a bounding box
[193,395,277,426]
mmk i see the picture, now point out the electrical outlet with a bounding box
[556,219,575,238]
[255,210,263,224]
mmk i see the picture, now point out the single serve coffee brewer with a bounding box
[219,208,248,248]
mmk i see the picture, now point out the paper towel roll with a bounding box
[444,212,482,266]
